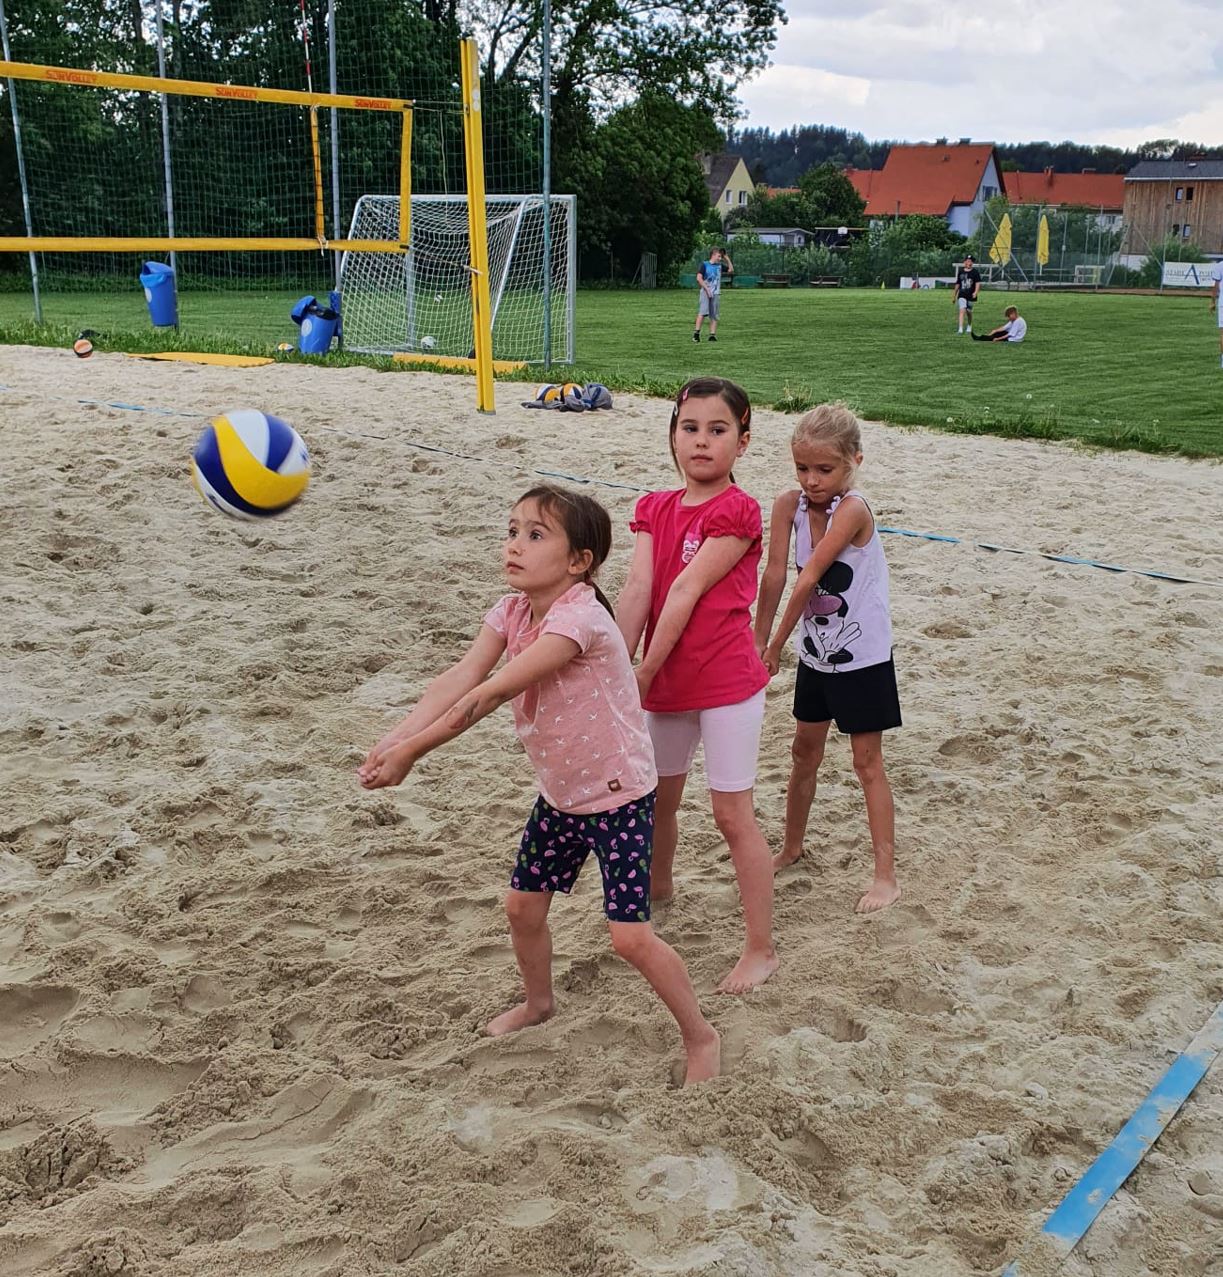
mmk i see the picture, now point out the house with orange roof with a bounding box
[844,168,878,204]
[847,142,1002,236]
[1003,169,1125,229]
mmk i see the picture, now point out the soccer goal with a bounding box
[339,194,576,364]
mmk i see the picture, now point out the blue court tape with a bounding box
[1004,1000,1223,1275]
[2,383,1219,588]
[0,383,197,418]
[881,528,1222,587]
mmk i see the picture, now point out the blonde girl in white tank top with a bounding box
[755,404,902,915]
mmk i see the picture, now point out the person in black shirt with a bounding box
[953,255,981,334]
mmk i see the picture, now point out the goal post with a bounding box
[339,194,576,363]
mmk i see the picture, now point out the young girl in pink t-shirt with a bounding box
[617,378,778,995]
[358,484,719,1085]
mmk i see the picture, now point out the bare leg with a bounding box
[608,922,720,1084]
[850,732,901,914]
[486,889,557,1035]
[710,788,779,994]
[650,773,688,904]
[775,719,831,871]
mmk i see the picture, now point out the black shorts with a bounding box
[793,657,902,735]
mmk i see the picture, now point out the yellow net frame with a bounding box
[0,59,412,254]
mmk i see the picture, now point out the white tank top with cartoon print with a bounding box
[792,489,892,673]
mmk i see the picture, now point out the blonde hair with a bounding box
[791,402,862,464]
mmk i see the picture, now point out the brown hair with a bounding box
[513,484,614,615]
[791,402,863,466]
[668,377,752,479]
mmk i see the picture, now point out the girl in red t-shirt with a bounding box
[617,378,778,994]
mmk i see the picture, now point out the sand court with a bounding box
[1,343,1222,1276]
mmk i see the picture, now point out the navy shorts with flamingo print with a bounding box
[511,791,656,922]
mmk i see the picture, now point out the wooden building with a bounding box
[1122,160,1223,254]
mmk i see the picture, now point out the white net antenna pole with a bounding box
[154,1,177,282]
[0,0,42,322]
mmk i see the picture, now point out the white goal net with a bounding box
[339,194,575,363]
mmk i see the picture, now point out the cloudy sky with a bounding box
[737,1,1223,146]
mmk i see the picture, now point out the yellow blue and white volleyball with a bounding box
[191,409,310,520]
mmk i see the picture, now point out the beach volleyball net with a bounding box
[0,58,411,294]
[340,194,575,363]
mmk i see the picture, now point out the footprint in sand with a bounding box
[0,984,80,1058]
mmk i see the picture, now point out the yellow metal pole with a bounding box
[460,37,495,414]
[399,108,413,246]
[309,107,325,242]
[0,59,410,111]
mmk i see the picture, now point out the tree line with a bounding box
[730,124,1223,189]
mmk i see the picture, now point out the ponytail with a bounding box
[589,581,615,617]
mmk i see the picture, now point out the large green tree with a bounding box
[796,161,866,227]
[574,92,720,283]
[727,161,866,234]
[473,0,785,121]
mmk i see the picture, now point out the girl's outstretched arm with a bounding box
[763,496,870,671]
[755,490,800,659]
[616,531,654,660]
[361,625,506,770]
[637,535,752,696]
[358,633,581,789]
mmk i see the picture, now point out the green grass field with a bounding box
[1,286,1219,456]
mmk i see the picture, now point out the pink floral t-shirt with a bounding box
[483,583,657,815]
[630,485,770,713]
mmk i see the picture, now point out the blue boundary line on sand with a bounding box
[1003,1000,1223,1275]
[2,383,1220,588]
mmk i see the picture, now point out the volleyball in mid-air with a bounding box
[191,409,310,520]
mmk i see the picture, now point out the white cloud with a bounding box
[744,64,872,122]
[738,0,1223,145]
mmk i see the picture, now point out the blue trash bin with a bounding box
[139,261,178,327]
[291,294,339,354]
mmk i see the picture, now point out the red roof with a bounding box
[1003,170,1124,210]
[852,143,999,217]
[844,168,877,201]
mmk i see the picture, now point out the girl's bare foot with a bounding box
[716,947,779,995]
[771,845,802,873]
[485,1000,555,1036]
[651,878,674,904]
[683,1026,721,1084]
[855,878,901,914]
